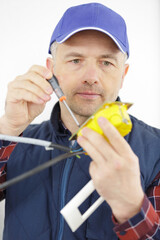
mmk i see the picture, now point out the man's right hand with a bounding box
[0,65,53,136]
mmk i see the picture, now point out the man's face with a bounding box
[53,30,128,119]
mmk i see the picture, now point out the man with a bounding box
[0,2,160,239]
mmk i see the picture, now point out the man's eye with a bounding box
[71,59,80,64]
[102,61,111,66]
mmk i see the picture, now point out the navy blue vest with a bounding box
[3,103,160,240]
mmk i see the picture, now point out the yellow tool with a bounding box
[70,101,132,140]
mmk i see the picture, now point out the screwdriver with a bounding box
[48,75,80,128]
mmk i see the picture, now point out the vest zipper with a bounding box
[57,141,77,240]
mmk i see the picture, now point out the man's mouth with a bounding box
[76,91,101,99]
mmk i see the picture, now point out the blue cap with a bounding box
[48,3,129,57]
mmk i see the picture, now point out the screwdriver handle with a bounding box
[48,75,65,100]
[48,75,80,127]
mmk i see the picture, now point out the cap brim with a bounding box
[54,27,127,55]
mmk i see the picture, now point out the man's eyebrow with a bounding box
[64,52,84,59]
[100,54,118,62]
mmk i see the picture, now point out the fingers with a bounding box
[77,132,106,166]
[25,65,53,94]
[7,65,54,104]
[28,65,52,79]
[77,116,136,166]
[77,127,119,166]
[98,117,134,157]
[8,88,46,104]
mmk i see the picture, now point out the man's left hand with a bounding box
[77,117,144,223]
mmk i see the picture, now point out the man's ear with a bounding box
[120,64,129,88]
[46,57,54,74]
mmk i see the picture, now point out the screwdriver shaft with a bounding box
[63,100,80,127]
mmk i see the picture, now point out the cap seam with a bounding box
[57,27,126,53]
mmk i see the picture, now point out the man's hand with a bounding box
[77,117,144,224]
[0,65,53,136]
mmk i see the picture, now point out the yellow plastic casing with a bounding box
[70,102,132,140]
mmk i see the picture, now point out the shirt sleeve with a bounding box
[0,141,17,200]
[113,172,160,240]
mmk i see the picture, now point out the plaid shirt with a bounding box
[0,141,160,239]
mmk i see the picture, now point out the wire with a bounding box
[0,151,84,190]
[71,147,84,153]
[0,134,71,152]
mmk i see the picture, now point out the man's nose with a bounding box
[82,64,100,85]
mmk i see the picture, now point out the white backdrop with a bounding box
[0,0,160,238]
